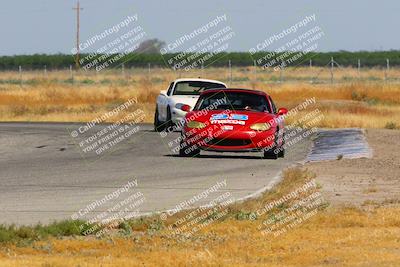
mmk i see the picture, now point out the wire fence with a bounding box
[2,57,399,86]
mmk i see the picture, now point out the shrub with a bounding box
[385,122,397,129]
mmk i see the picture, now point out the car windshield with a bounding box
[195,91,270,112]
[173,81,226,95]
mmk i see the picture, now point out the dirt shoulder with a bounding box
[308,128,400,206]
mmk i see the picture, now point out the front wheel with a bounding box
[179,141,200,157]
[153,107,164,132]
[263,132,279,159]
[278,147,285,158]
[263,147,279,159]
[278,133,285,158]
[165,106,174,132]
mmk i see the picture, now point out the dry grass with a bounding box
[0,78,157,123]
[1,210,400,267]
[1,67,400,128]
[1,167,399,266]
[363,187,379,194]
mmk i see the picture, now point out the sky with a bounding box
[0,0,398,56]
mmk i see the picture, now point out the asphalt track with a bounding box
[0,122,312,225]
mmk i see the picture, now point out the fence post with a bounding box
[44,65,47,76]
[122,63,125,77]
[309,59,312,68]
[330,57,334,84]
[357,59,360,79]
[148,63,151,80]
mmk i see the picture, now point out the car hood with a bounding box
[170,95,200,109]
[187,110,278,128]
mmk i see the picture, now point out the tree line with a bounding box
[0,51,399,70]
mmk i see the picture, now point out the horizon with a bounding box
[1,49,400,57]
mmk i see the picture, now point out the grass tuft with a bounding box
[385,121,397,129]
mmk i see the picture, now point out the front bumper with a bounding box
[171,108,187,125]
[183,126,276,152]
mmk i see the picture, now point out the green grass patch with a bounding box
[0,220,90,244]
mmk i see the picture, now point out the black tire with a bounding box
[153,107,164,132]
[179,141,200,157]
[263,147,279,159]
[278,147,285,158]
[263,131,279,159]
[165,106,174,132]
[278,133,285,158]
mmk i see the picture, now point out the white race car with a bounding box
[154,78,227,131]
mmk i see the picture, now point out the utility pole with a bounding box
[73,1,83,69]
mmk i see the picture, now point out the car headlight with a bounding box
[250,123,271,131]
[186,121,206,129]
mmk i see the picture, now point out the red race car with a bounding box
[179,88,288,159]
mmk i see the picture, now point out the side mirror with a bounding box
[277,107,288,116]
